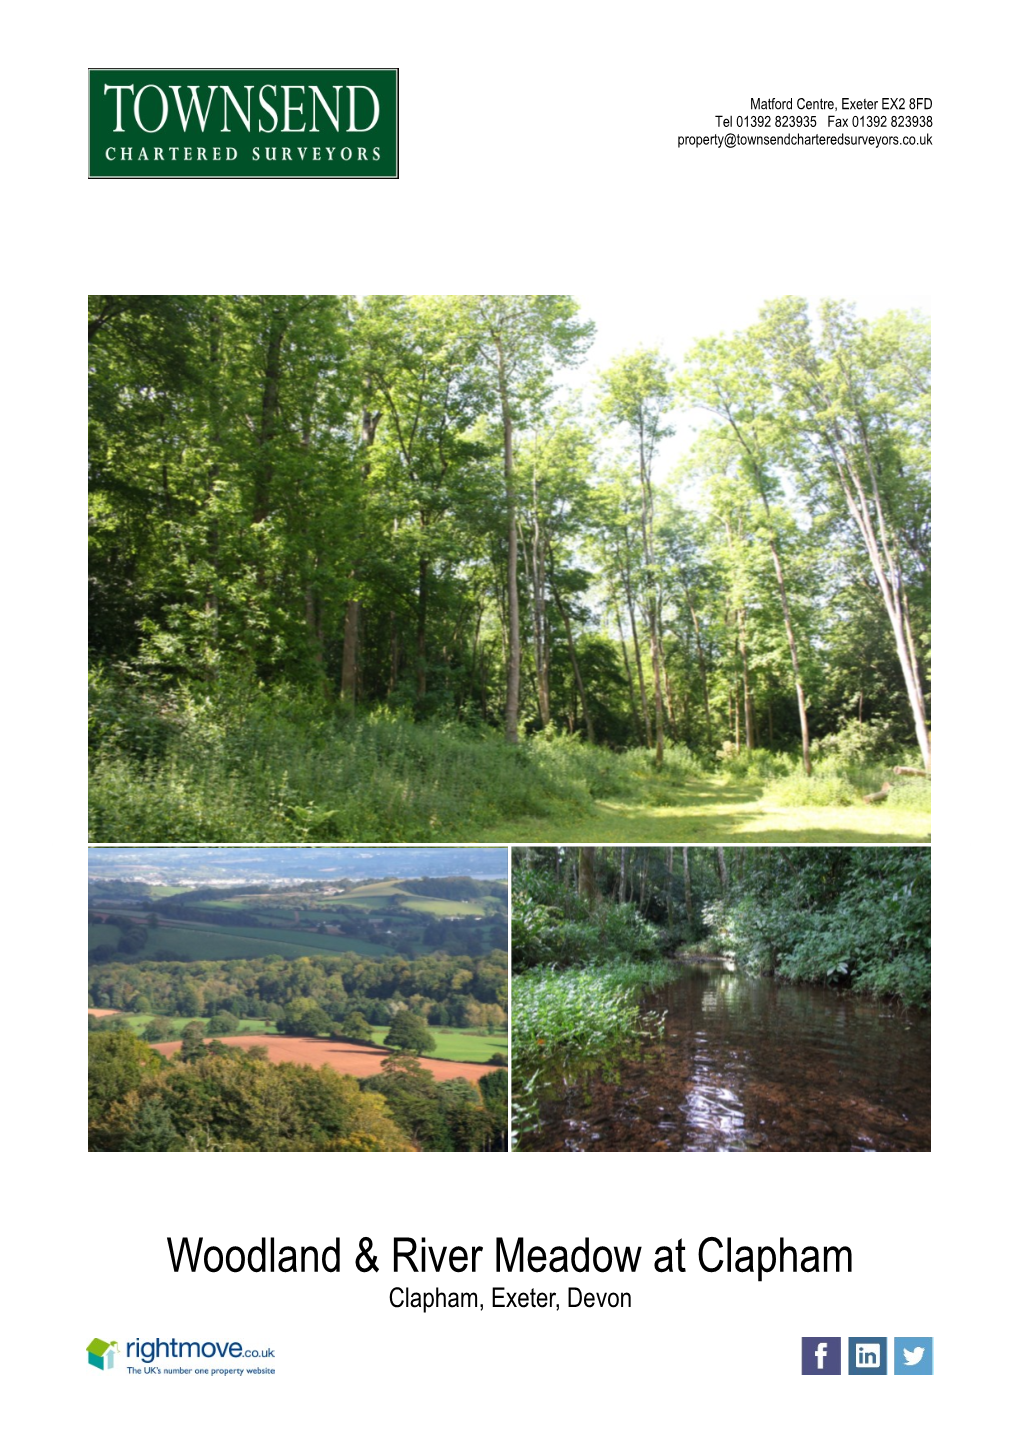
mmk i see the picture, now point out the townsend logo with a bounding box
[89,68,399,178]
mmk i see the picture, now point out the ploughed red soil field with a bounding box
[88,1007,121,1017]
[150,1034,500,1084]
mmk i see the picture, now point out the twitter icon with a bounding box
[894,1337,934,1375]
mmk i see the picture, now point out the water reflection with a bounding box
[527,963,931,1152]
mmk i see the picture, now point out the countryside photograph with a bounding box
[89,294,930,843]
[511,845,930,1152]
[88,846,508,1151]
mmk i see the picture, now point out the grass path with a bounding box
[482,775,931,843]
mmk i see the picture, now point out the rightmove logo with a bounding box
[87,1338,118,1371]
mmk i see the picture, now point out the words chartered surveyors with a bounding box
[88,69,399,178]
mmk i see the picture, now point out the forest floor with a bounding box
[485,775,931,843]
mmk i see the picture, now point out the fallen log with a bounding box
[893,766,930,777]
[863,782,891,804]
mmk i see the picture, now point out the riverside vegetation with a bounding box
[511,846,930,1151]
[89,295,930,843]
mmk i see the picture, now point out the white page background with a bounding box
[8,1,1003,1436]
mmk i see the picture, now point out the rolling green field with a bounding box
[369,1026,508,1064]
[108,1013,272,1037]
[399,897,489,916]
[88,921,389,962]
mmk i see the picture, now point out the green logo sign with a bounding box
[87,1338,118,1371]
[89,69,398,178]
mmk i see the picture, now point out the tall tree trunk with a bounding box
[615,603,641,741]
[552,578,595,744]
[416,551,429,700]
[340,602,360,705]
[340,406,381,709]
[765,536,811,775]
[820,406,931,770]
[626,592,652,748]
[498,347,521,743]
[738,607,755,751]
[715,406,813,774]
[715,847,728,894]
[901,587,928,730]
[530,472,552,730]
[662,657,678,740]
[683,587,714,745]
[637,439,666,767]
[734,685,741,752]
[579,847,597,909]
[205,309,223,682]
[254,314,285,523]
[683,847,694,926]
[305,587,325,680]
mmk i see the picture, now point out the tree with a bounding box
[278,998,332,1036]
[180,1022,206,1062]
[88,1030,162,1124]
[578,847,598,909]
[384,1011,436,1055]
[142,1016,174,1042]
[598,349,675,766]
[333,1010,373,1043]
[515,407,595,732]
[469,296,594,741]
[478,1067,509,1151]
[122,1098,180,1151]
[680,333,815,773]
[756,298,931,769]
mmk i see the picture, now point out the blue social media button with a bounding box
[801,1337,841,1375]
[894,1337,933,1375]
[848,1337,887,1375]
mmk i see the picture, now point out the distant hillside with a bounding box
[89,873,507,966]
[87,846,508,883]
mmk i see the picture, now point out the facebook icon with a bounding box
[802,1337,841,1374]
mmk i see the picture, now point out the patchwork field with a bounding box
[150,1033,500,1083]
[88,920,390,962]
[90,874,506,966]
[93,1010,505,1061]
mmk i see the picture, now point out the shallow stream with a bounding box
[526,962,930,1152]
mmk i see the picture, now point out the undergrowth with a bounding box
[88,677,701,842]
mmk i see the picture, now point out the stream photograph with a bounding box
[511,845,930,1152]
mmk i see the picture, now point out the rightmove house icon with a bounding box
[87,1338,118,1371]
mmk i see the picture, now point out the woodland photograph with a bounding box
[89,294,930,843]
[511,845,930,1152]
